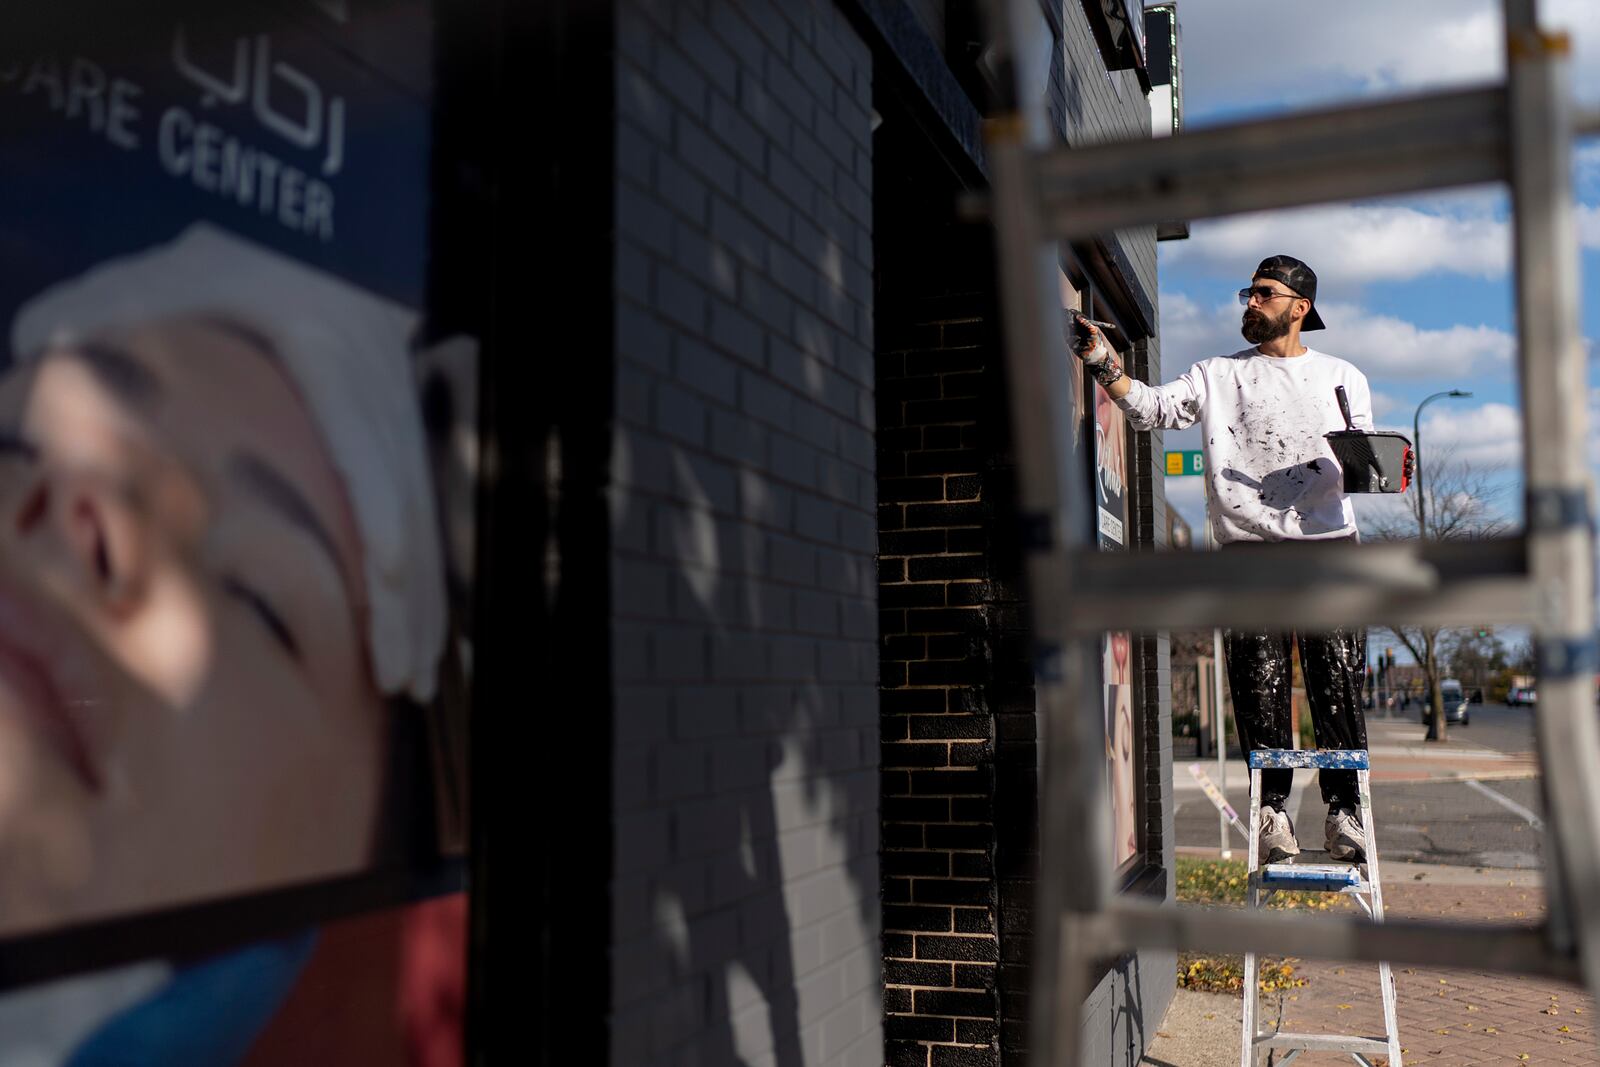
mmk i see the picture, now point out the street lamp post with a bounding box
[1413,389,1471,741]
[1412,389,1473,541]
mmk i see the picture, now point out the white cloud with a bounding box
[1179,0,1600,120]
[1159,292,1515,380]
[1161,194,1600,294]
[1158,292,1242,364]
[1160,4,1600,338]
[1409,401,1523,468]
[1580,203,1600,250]
[1369,390,1401,420]
[1179,2,1497,116]
[1580,142,1600,180]
[1318,302,1514,379]
[1164,203,1511,284]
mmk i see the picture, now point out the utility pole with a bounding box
[1414,389,1471,741]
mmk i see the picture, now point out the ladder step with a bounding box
[1275,849,1367,871]
[1249,749,1369,770]
[1255,1032,1391,1055]
[1257,863,1362,891]
[1055,537,1536,632]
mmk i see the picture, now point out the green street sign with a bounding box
[1165,450,1204,476]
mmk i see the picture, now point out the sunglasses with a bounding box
[1237,286,1301,306]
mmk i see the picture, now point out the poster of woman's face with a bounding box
[1103,633,1137,866]
[0,233,470,936]
[1093,367,1127,549]
[0,5,475,1062]
[1107,684,1137,866]
[0,1,470,944]
[0,311,383,930]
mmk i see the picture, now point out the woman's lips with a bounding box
[0,589,105,793]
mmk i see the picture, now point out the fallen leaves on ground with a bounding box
[1175,857,1342,910]
[1172,859,1344,994]
[1177,954,1307,994]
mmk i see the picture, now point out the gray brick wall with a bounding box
[609,2,881,1064]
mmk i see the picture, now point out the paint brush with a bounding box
[1069,308,1118,331]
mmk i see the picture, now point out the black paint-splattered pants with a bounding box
[1224,628,1369,812]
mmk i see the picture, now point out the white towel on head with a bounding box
[11,223,447,703]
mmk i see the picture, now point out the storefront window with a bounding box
[1065,271,1147,875]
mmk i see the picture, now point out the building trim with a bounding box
[839,0,1156,335]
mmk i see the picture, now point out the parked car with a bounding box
[1422,679,1470,725]
[1507,685,1538,707]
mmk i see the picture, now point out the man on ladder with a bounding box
[1074,255,1375,864]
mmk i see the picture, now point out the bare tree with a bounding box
[1364,447,1510,741]
[1438,628,1508,694]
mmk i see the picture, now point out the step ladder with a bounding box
[1242,750,1400,1067]
[970,0,1600,1064]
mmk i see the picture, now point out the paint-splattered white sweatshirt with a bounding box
[1113,347,1374,544]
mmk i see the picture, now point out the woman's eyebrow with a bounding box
[228,451,348,589]
[74,341,163,411]
[193,316,278,359]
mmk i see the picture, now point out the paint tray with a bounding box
[1324,385,1412,494]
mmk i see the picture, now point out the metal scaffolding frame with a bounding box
[975,1,1600,1063]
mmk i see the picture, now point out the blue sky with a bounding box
[1156,0,1600,544]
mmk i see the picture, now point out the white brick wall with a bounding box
[609,2,880,1064]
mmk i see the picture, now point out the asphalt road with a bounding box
[1177,703,1545,869]
[1366,699,1536,755]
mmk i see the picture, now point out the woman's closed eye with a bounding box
[223,576,300,659]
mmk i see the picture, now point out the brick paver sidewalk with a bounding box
[1269,883,1592,1065]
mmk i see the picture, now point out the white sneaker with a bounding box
[1326,807,1365,863]
[1258,806,1300,864]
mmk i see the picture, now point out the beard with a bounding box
[1241,305,1293,344]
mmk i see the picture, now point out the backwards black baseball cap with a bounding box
[1255,255,1325,331]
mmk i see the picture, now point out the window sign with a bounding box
[1095,374,1129,547]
